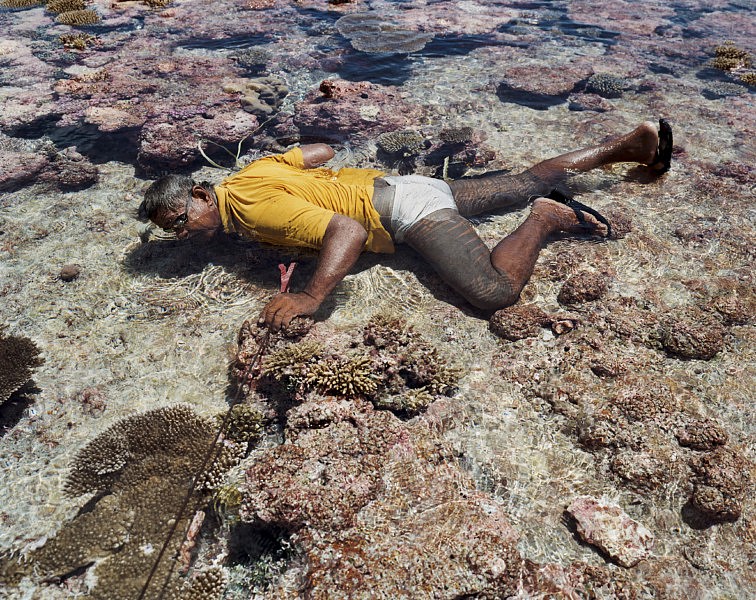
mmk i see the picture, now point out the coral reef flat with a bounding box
[0,0,754,598]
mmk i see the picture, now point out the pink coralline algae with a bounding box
[294,79,424,141]
[0,147,48,192]
[567,496,654,567]
[240,395,646,598]
[241,398,405,531]
[24,36,264,170]
[498,61,595,109]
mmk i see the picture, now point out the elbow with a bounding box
[326,214,369,248]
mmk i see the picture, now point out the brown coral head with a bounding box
[319,79,337,99]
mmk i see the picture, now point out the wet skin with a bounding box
[151,124,667,328]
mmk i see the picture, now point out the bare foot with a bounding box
[528,120,664,176]
[530,197,609,236]
[623,121,660,166]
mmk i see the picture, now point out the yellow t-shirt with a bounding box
[214,148,394,253]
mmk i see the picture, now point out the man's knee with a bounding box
[453,272,519,311]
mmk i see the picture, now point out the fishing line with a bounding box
[138,264,294,600]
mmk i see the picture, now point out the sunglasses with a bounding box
[162,193,192,233]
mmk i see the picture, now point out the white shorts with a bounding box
[380,175,458,243]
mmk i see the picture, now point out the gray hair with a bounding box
[139,175,194,221]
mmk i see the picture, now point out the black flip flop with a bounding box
[546,189,613,238]
[650,118,673,173]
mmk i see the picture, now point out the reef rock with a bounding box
[489,304,552,341]
[241,398,405,531]
[498,62,594,110]
[294,79,424,141]
[48,146,98,189]
[566,496,654,567]
[689,446,749,523]
[138,108,259,171]
[241,396,523,597]
[0,148,48,192]
[59,264,81,282]
[660,307,726,360]
[557,271,609,305]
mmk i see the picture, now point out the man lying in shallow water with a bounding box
[140,119,672,330]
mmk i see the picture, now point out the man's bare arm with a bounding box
[300,143,335,168]
[258,213,367,330]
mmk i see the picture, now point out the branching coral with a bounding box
[221,403,264,444]
[261,341,324,389]
[249,315,459,412]
[56,8,100,26]
[59,32,96,50]
[306,355,380,397]
[439,126,474,144]
[362,315,460,397]
[584,73,627,98]
[46,0,86,14]
[0,326,43,406]
[374,387,434,416]
[711,42,752,71]
[233,47,271,74]
[0,0,42,7]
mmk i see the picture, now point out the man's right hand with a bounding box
[258,292,322,331]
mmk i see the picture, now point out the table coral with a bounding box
[335,12,434,54]
[2,405,250,598]
[0,325,43,407]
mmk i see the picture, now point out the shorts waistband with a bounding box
[372,177,395,234]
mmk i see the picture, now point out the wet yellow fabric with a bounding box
[214,148,394,253]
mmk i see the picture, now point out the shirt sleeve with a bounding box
[249,189,336,250]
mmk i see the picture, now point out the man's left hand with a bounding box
[258,292,322,331]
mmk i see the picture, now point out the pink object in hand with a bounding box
[278,262,297,293]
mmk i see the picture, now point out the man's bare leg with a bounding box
[449,121,666,217]
[403,199,606,311]
[489,197,607,296]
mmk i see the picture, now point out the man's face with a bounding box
[152,186,221,241]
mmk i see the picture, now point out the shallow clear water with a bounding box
[0,0,754,598]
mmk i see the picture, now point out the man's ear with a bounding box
[192,184,213,204]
